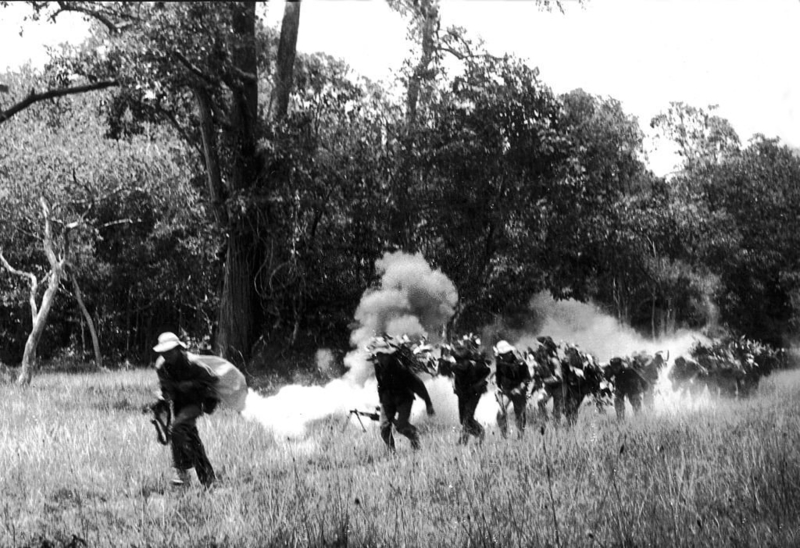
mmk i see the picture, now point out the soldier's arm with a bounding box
[154,357,174,401]
[409,373,435,414]
[520,359,533,384]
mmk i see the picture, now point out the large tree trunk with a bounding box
[391,0,438,249]
[214,2,260,362]
[217,231,255,360]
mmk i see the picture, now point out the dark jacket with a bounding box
[452,357,491,396]
[495,352,531,393]
[374,354,433,406]
[156,352,219,412]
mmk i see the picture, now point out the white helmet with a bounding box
[494,340,516,356]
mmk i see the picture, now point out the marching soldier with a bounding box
[528,336,562,422]
[367,336,435,452]
[604,356,648,420]
[632,350,667,409]
[440,335,491,445]
[493,340,531,438]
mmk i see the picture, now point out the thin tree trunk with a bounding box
[651,289,657,339]
[271,0,301,121]
[13,199,65,385]
[194,86,228,228]
[17,269,61,385]
[405,0,438,126]
[70,272,102,369]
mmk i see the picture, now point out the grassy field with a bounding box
[2,368,800,548]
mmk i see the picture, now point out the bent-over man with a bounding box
[494,340,531,439]
[368,336,435,451]
[153,332,220,487]
[441,336,491,445]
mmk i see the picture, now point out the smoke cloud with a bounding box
[346,251,458,384]
[515,291,713,413]
[242,251,459,440]
[240,267,716,444]
[516,292,704,362]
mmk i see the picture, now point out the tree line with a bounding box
[1,1,799,383]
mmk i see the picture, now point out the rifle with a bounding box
[394,344,438,376]
[148,399,172,445]
[344,408,380,432]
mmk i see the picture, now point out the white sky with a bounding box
[2,0,798,175]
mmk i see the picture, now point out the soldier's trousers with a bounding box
[171,404,215,486]
[496,390,527,438]
[379,393,420,450]
[457,391,484,445]
[614,389,642,420]
[552,384,582,426]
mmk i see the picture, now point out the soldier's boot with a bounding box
[406,427,422,450]
[171,468,192,487]
[380,423,396,452]
[515,410,526,439]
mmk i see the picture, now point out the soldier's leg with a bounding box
[614,390,626,420]
[564,392,579,426]
[629,391,643,414]
[537,388,552,422]
[185,424,215,487]
[512,394,527,438]
[393,397,420,450]
[461,393,483,445]
[495,391,510,438]
[642,386,655,409]
[551,384,565,423]
[379,397,397,451]
[457,395,469,445]
[170,404,210,486]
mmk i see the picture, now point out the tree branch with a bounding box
[52,1,136,34]
[173,50,220,88]
[0,249,40,320]
[0,80,118,125]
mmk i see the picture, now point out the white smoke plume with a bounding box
[241,251,460,440]
[315,348,335,378]
[346,252,458,380]
[515,292,705,362]
[515,291,713,413]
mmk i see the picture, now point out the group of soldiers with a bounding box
[364,332,785,451]
[669,337,784,399]
[365,333,636,450]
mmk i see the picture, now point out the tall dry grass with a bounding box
[2,368,800,547]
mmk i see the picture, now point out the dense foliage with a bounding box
[2,1,799,371]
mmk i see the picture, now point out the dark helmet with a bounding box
[537,335,557,353]
[452,340,470,359]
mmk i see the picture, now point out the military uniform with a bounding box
[441,340,491,445]
[604,356,648,420]
[528,336,562,422]
[153,333,219,487]
[370,337,434,451]
[632,352,666,409]
[494,341,531,438]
